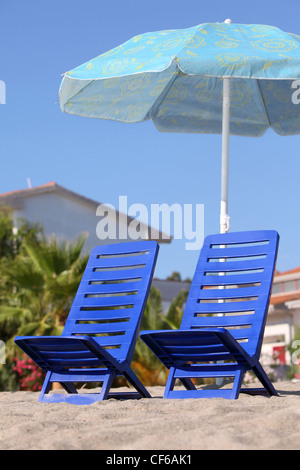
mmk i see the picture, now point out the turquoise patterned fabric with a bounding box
[59,22,300,136]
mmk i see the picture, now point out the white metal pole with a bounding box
[220,76,231,234]
[216,71,231,387]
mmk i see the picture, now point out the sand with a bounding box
[0,381,299,450]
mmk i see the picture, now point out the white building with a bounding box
[266,267,300,366]
[0,182,171,253]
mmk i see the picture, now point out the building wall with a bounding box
[263,313,294,365]
[12,192,134,253]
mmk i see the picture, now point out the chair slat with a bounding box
[191,314,255,327]
[206,244,269,259]
[91,254,148,268]
[198,272,266,286]
[201,259,267,272]
[78,280,144,294]
[189,300,261,314]
[190,285,264,300]
[72,293,143,308]
[86,267,146,281]
[67,309,133,322]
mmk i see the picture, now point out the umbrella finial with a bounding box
[224,18,232,24]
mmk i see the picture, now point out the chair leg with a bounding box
[60,382,78,394]
[179,377,197,390]
[164,367,176,398]
[123,366,151,398]
[252,362,278,397]
[38,371,52,402]
[38,371,116,402]
[38,367,150,403]
[40,374,79,397]
[164,366,247,399]
[98,373,116,400]
[231,367,245,399]
[164,367,208,398]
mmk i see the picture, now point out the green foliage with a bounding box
[1,236,89,359]
[166,271,181,281]
[0,206,190,390]
[0,206,42,261]
[0,208,89,390]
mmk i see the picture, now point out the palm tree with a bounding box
[166,271,182,281]
[0,235,89,359]
[0,206,42,261]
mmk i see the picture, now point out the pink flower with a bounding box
[14,354,44,391]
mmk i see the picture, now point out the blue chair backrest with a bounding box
[62,241,159,364]
[180,230,279,357]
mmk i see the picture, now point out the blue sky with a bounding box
[1,0,300,280]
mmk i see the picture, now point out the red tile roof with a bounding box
[274,266,300,278]
[270,266,300,305]
[0,182,57,198]
[270,292,300,306]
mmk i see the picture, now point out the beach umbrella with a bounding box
[59,19,300,234]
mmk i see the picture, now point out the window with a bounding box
[284,280,296,292]
[272,283,282,294]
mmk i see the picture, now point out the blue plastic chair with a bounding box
[140,230,279,399]
[15,240,159,404]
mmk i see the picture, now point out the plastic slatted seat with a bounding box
[15,241,159,404]
[140,230,279,399]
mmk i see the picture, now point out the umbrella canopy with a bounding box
[59,21,300,232]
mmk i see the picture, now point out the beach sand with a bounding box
[0,381,299,450]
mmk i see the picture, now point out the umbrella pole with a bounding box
[216,76,231,387]
[220,76,231,234]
